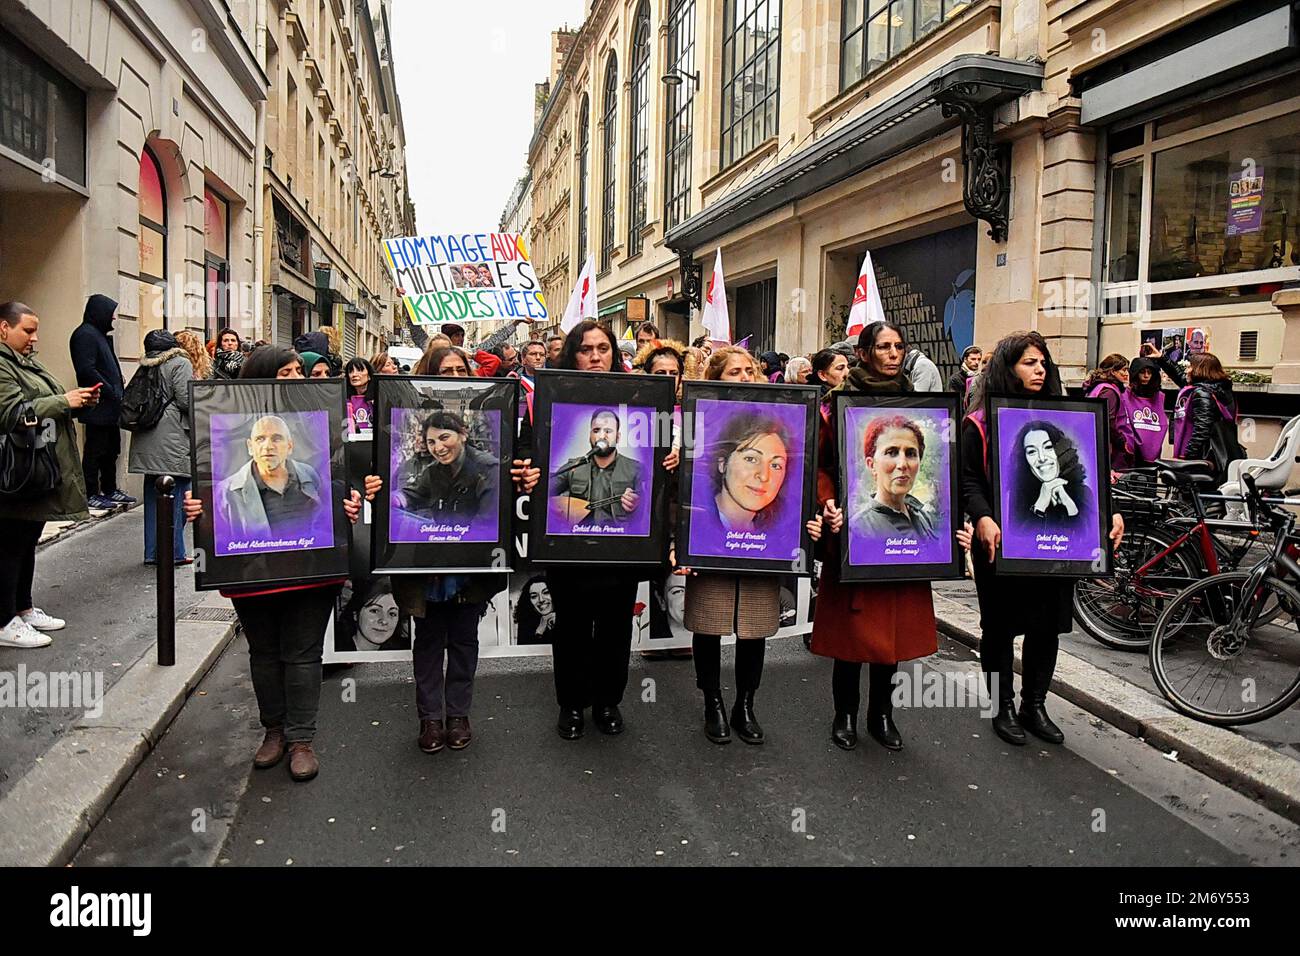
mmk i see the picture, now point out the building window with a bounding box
[138,146,167,338]
[1101,76,1300,316]
[841,0,970,89]
[600,54,618,272]
[577,94,590,266]
[664,0,696,231]
[0,26,86,186]
[721,0,781,169]
[626,1,651,257]
[204,187,230,342]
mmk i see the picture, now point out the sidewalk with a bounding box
[0,507,240,866]
[932,580,1300,823]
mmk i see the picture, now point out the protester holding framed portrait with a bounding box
[811,321,941,752]
[523,320,676,741]
[961,332,1124,749]
[184,345,381,783]
[679,347,824,746]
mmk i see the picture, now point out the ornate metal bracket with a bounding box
[938,84,1011,243]
[678,251,704,310]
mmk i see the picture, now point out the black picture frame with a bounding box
[190,378,350,591]
[676,381,820,576]
[530,368,675,566]
[372,376,517,574]
[987,395,1112,577]
[836,391,963,583]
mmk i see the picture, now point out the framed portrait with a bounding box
[988,396,1112,577]
[372,376,517,574]
[529,369,675,566]
[324,575,415,663]
[190,378,350,591]
[836,393,962,582]
[676,382,819,576]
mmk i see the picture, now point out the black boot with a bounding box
[556,707,584,740]
[831,712,857,750]
[703,690,731,744]
[730,690,764,744]
[865,663,902,751]
[1020,634,1064,744]
[991,700,1027,746]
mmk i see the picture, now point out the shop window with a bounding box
[841,0,970,90]
[664,0,697,231]
[626,1,651,256]
[577,95,590,266]
[600,54,618,272]
[721,0,781,169]
[1105,161,1142,284]
[0,26,86,185]
[138,146,167,342]
[204,187,230,342]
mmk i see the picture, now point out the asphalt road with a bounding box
[75,632,1299,867]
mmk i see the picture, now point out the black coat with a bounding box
[68,294,124,425]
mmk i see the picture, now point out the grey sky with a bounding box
[391,0,588,236]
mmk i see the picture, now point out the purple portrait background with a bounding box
[388,407,501,544]
[210,410,334,556]
[997,406,1101,562]
[844,406,952,566]
[546,402,654,537]
[687,398,806,561]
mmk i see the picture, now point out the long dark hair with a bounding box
[514,574,553,644]
[344,357,376,401]
[968,330,1062,412]
[240,345,301,379]
[857,320,908,377]
[558,320,622,372]
[1014,419,1088,521]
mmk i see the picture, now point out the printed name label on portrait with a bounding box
[724,530,769,552]
[1035,532,1072,554]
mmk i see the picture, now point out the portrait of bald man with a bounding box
[216,414,327,541]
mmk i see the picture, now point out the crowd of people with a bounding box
[2,297,1247,790]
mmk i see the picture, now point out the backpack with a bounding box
[904,350,921,376]
[118,362,171,432]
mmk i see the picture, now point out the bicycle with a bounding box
[1073,460,1268,651]
[1148,473,1300,725]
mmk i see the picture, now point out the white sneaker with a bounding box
[21,607,65,631]
[0,616,52,648]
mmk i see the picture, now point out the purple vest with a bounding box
[1172,385,1234,458]
[1118,391,1168,464]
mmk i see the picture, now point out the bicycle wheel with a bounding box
[1073,523,1200,651]
[1150,570,1300,725]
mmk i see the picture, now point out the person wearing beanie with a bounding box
[948,345,982,394]
[69,294,133,509]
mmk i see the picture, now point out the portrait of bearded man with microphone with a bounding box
[549,408,642,530]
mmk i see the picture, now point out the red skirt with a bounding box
[810,568,937,665]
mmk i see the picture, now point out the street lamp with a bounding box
[369,166,398,178]
[661,68,700,91]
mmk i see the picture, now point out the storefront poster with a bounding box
[1226,166,1264,237]
[988,397,1111,577]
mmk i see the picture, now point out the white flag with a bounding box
[560,255,599,333]
[700,249,731,344]
[844,250,886,340]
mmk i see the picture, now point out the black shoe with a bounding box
[556,707,584,740]
[702,690,731,744]
[865,711,903,751]
[991,704,1027,746]
[730,691,764,745]
[1019,701,1064,744]
[831,712,857,751]
[593,704,624,735]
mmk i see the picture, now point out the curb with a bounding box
[932,592,1300,826]
[0,601,240,867]
[38,502,140,551]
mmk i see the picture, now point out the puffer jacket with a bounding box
[127,334,193,477]
[0,341,88,521]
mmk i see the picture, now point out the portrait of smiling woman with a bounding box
[513,574,556,645]
[336,578,410,653]
[1013,419,1091,528]
[710,413,791,532]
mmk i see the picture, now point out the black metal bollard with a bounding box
[156,474,176,666]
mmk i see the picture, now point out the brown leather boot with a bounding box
[418,719,445,754]
[287,741,319,782]
[447,716,472,750]
[253,727,286,769]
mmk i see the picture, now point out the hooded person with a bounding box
[298,351,331,379]
[69,294,132,507]
[1119,355,1169,467]
[758,351,784,383]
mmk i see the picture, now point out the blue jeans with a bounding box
[143,475,191,563]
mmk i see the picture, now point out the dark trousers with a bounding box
[0,519,43,621]
[831,660,898,717]
[548,569,639,709]
[693,634,765,693]
[232,586,338,742]
[81,424,120,496]
[980,631,1060,707]
[412,600,483,720]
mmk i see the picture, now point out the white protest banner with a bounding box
[382,232,549,326]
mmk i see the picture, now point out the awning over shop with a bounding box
[664,54,1043,265]
[598,299,626,317]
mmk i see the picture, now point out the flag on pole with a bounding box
[700,249,731,344]
[844,251,886,340]
[734,334,752,352]
[560,255,599,333]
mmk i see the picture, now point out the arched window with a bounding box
[204,187,229,343]
[721,0,781,169]
[138,145,167,335]
[599,54,618,272]
[577,94,590,267]
[664,0,696,230]
[626,1,651,257]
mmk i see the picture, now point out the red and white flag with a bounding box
[700,249,731,344]
[844,251,886,340]
[560,255,599,333]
